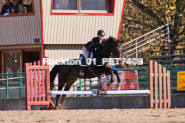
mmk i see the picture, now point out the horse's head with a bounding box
[107,36,122,58]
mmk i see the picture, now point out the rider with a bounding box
[79,30,106,77]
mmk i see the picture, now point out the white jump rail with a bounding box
[50,90,151,95]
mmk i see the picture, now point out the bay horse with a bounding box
[50,36,122,108]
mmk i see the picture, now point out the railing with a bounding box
[72,65,185,95]
[0,73,25,98]
[120,23,169,58]
[0,63,184,99]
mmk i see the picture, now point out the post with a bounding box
[163,67,167,108]
[90,79,92,91]
[136,40,138,59]
[19,73,22,98]
[79,79,81,97]
[154,62,158,109]
[149,60,153,108]
[6,73,8,98]
[167,21,171,55]
[84,79,86,91]
[120,47,122,58]
[167,71,171,108]
[77,0,81,12]
[79,79,81,91]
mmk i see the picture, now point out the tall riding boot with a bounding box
[79,54,86,77]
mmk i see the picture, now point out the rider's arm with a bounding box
[84,38,96,51]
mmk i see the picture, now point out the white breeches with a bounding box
[82,46,93,59]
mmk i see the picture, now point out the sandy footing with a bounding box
[0,109,185,123]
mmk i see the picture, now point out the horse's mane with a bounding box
[107,36,118,43]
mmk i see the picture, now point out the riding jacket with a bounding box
[1,2,13,14]
[84,37,106,58]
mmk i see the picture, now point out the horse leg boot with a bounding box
[79,54,86,77]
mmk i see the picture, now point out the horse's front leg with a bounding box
[113,70,121,90]
[106,69,114,87]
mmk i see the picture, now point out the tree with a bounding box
[0,0,5,11]
[120,0,185,55]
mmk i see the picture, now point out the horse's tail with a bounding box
[50,65,61,90]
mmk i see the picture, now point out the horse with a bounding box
[50,36,122,108]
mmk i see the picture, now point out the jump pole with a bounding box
[50,90,151,95]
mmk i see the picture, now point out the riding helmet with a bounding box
[97,30,105,36]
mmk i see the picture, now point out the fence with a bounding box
[120,24,168,58]
[0,65,184,99]
[73,65,185,94]
[0,72,25,98]
[149,60,171,108]
[25,61,55,110]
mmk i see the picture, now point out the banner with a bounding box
[101,70,139,90]
[177,71,185,91]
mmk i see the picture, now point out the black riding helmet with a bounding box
[97,30,105,36]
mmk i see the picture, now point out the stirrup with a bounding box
[79,70,84,77]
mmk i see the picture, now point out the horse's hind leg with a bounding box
[59,77,77,108]
[56,72,70,108]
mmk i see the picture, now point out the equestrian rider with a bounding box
[79,30,106,77]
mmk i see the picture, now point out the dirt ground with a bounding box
[0,109,185,123]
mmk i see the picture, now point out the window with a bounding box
[0,0,34,17]
[53,0,77,10]
[22,0,33,13]
[52,0,114,15]
[81,0,108,11]
[3,51,21,73]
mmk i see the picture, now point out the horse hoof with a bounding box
[58,104,63,109]
[51,87,56,91]
[117,83,121,90]
[55,106,59,110]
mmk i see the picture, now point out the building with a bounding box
[0,0,126,79]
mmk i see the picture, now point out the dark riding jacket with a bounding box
[1,2,13,14]
[85,37,106,58]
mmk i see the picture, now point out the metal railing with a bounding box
[72,66,185,94]
[0,64,184,99]
[120,23,169,58]
[0,73,25,98]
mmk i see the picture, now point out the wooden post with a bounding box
[163,67,167,108]
[167,71,171,108]
[158,64,162,108]
[154,61,158,109]
[149,60,154,108]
